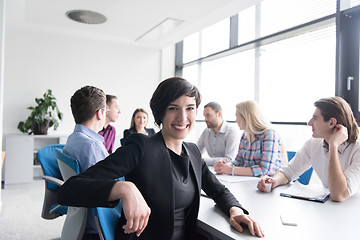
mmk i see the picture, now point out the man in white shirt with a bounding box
[197,102,241,166]
[257,97,360,202]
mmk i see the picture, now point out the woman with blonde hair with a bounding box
[214,100,286,177]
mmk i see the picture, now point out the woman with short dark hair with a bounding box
[59,77,264,239]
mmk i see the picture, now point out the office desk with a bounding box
[198,178,360,240]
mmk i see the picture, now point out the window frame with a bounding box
[176,0,359,125]
[337,4,360,123]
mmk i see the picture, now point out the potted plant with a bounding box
[18,89,63,135]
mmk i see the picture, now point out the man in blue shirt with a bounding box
[64,85,109,239]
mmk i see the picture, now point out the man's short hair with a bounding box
[314,96,359,143]
[106,95,117,106]
[204,102,222,113]
[70,86,106,124]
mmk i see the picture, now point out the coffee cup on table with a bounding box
[264,181,272,192]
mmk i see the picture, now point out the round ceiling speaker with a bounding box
[66,10,107,24]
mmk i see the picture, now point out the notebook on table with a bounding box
[280,181,330,203]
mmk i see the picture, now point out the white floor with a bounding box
[0,179,65,240]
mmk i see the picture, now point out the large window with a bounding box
[259,25,336,122]
[177,0,341,124]
[199,50,255,120]
[259,0,335,37]
[238,5,256,45]
[183,32,200,64]
[201,19,230,58]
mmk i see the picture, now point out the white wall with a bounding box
[2,25,171,149]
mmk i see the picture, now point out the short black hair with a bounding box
[150,77,201,126]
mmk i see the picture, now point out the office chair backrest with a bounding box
[38,144,65,190]
[38,144,67,220]
[94,177,124,240]
[287,151,313,185]
[55,148,80,180]
[286,151,296,162]
[94,201,122,240]
[55,148,88,240]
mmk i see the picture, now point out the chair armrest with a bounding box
[42,175,64,187]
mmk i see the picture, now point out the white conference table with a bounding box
[198,176,360,240]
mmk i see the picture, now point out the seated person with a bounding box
[197,102,241,166]
[257,97,360,202]
[214,100,286,177]
[122,108,155,144]
[58,77,264,239]
[64,86,110,239]
[98,94,121,154]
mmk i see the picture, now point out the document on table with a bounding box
[208,167,260,183]
[280,181,330,203]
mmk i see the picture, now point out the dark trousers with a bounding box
[82,233,100,240]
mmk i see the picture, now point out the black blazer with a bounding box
[58,132,247,240]
[123,127,156,145]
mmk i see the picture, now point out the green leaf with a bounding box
[17,89,63,135]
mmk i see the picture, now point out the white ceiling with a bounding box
[5,0,259,49]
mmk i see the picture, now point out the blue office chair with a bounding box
[287,151,313,185]
[37,144,67,219]
[55,148,87,240]
[94,178,124,240]
[56,148,125,240]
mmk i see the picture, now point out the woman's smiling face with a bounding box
[161,95,197,142]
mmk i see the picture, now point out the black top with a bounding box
[122,127,156,145]
[168,147,196,240]
[58,132,247,240]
